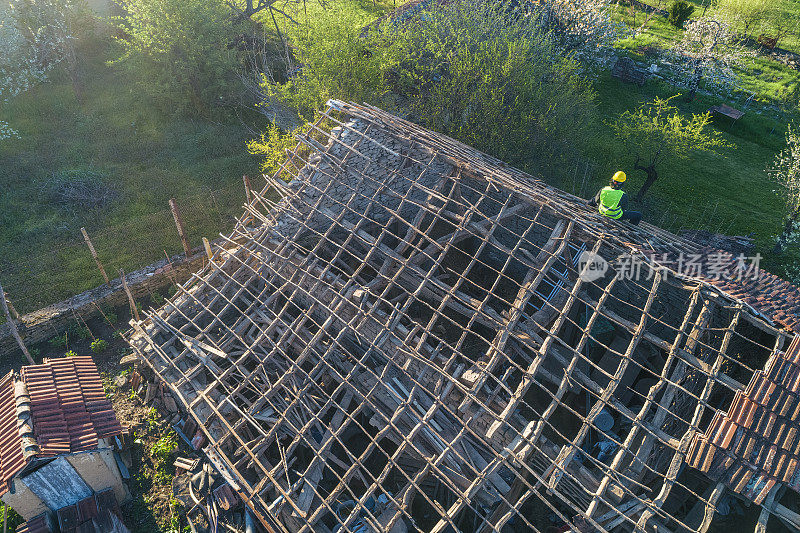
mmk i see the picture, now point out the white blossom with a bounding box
[0,120,20,141]
[0,0,76,102]
[666,16,750,98]
[528,0,625,71]
[768,123,800,253]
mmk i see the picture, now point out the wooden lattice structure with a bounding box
[126,101,800,532]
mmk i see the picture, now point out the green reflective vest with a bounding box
[599,186,624,219]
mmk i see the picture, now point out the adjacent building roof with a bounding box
[127,101,800,533]
[0,356,123,497]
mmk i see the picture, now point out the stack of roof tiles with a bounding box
[0,372,24,496]
[644,248,800,333]
[0,356,123,497]
[687,336,800,504]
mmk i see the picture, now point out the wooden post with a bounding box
[120,269,140,322]
[203,237,213,261]
[3,294,19,321]
[169,198,191,260]
[0,282,34,364]
[81,227,110,284]
[243,174,253,204]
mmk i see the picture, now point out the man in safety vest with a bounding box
[588,171,642,225]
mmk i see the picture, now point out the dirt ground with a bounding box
[2,290,190,533]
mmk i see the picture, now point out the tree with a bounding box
[261,4,403,121]
[667,16,749,101]
[392,0,597,162]
[114,0,246,114]
[717,0,769,41]
[610,96,728,201]
[258,0,597,167]
[0,0,81,102]
[767,123,800,254]
[530,0,623,70]
[667,0,694,28]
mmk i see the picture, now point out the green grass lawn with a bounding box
[0,36,264,312]
[574,71,795,275]
[1,0,798,314]
[624,0,800,54]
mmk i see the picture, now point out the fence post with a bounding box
[203,237,213,261]
[243,174,253,204]
[81,227,110,285]
[3,294,19,321]
[0,282,34,364]
[120,269,140,322]
[169,198,191,260]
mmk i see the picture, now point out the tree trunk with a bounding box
[634,162,658,201]
[773,209,799,254]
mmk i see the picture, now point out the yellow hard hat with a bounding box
[612,171,627,183]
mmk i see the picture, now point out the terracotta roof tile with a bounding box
[0,356,126,498]
[685,335,800,503]
[0,372,23,498]
[16,514,51,533]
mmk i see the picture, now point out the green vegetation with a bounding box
[667,0,694,27]
[49,332,68,349]
[0,34,260,312]
[1,0,799,313]
[91,338,108,353]
[65,349,78,357]
[0,504,23,532]
[609,95,728,200]
[149,432,177,483]
[113,0,246,114]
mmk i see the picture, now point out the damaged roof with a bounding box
[127,101,800,533]
[0,356,123,497]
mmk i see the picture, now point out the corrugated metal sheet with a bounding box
[21,456,93,511]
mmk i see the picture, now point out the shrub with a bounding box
[247,124,309,177]
[263,4,404,121]
[260,0,596,170]
[391,0,596,164]
[49,333,68,349]
[150,432,177,482]
[68,322,92,340]
[667,0,695,27]
[101,306,118,325]
[90,338,108,353]
[65,350,77,357]
[113,0,245,114]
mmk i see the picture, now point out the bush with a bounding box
[65,350,78,357]
[113,0,245,114]
[667,0,695,27]
[263,4,404,121]
[391,0,596,164]
[90,338,108,353]
[50,332,68,349]
[247,124,308,176]
[260,0,596,169]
